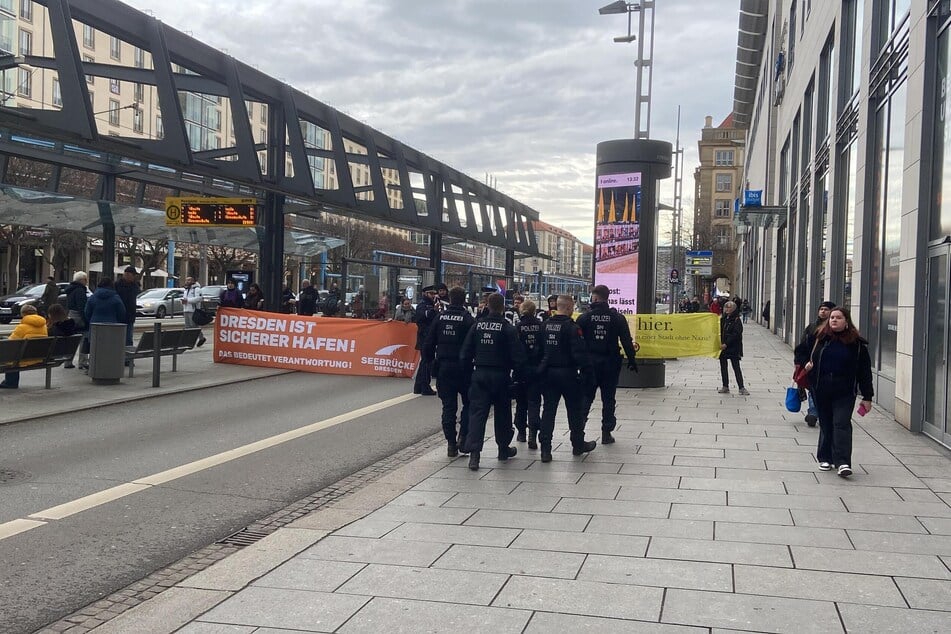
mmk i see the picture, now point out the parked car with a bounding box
[199,285,227,314]
[0,282,71,324]
[136,287,185,318]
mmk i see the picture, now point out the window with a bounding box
[714,150,734,166]
[82,24,94,49]
[779,137,790,203]
[260,103,267,124]
[132,107,142,133]
[18,28,30,55]
[788,1,797,70]
[156,115,163,139]
[714,199,732,218]
[816,34,835,143]
[715,226,732,246]
[19,0,31,22]
[133,82,143,103]
[109,36,121,61]
[932,23,951,240]
[802,78,814,172]
[109,78,120,94]
[133,46,145,69]
[841,0,864,106]
[52,78,61,107]
[715,174,732,193]
[108,98,119,126]
[16,67,30,97]
[83,55,94,84]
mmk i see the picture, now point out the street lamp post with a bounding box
[599,1,656,140]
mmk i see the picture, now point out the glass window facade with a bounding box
[715,173,732,192]
[933,24,951,240]
[715,150,734,166]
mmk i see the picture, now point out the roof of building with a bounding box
[532,220,581,241]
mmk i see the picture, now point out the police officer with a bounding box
[423,286,475,457]
[460,292,526,470]
[514,299,543,449]
[539,294,595,462]
[413,285,438,395]
[577,284,638,444]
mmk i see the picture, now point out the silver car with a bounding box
[136,287,185,319]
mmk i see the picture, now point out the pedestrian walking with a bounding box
[83,277,126,374]
[762,300,771,326]
[66,271,89,369]
[577,284,639,444]
[297,280,319,316]
[801,307,873,477]
[181,276,207,347]
[459,292,525,470]
[412,285,438,395]
[40,276,59,316]
[718,300,748,395]
[513,299,543,449]
[245,283,265,311]
[741,298,752,323]
[794,301,836,427]
[114,266,140,346]
[538,295,596,462]
[423,286,475,457]
[0,305,48,389]
[218,279,245,309]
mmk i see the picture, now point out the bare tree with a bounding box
[43,230,88,280]
[0,225,29,292]
[137,237,169,289]
[206,245,256,283]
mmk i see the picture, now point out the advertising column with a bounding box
[595,139,672,387]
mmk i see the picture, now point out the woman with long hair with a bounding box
[245,283,265,311]
[802,307,873,477]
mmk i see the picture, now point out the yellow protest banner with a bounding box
[626,313,721,359]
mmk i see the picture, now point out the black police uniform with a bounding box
[413,293,438,394]
[422,304,476,453]
[539,313,594,455]
[460,312,526,460]
[514,311,544,445]
[577,300,637,435]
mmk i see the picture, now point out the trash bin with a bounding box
[88,323,126,384]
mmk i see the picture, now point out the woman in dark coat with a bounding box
[801,307,873,478]
[245,283,265,311]
[218,279,245,309]
[718,300,748,395]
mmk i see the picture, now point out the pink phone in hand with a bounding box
[857,403,869,417]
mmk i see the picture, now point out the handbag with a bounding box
[792,364,810,388]
[785,385,803,412]
[192,308,213,326]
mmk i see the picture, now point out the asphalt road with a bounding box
[0,372,441,634]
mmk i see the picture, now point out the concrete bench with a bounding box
[0,335,83,389]
[125,328,202,378]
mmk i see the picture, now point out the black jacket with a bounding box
[414,296,437,350]
[422,305,475,364]
[114,278,140,324]
[48,318,78,337]
[540,314,592,373]
[65,281,88,313]
[577,300,636,360]
[459,313,525,372]
[793,318,826,366]
[516,313,545,367]
[719,311,744,359]
[807,335,874,401]
[297,286,319,315]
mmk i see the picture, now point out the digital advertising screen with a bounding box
[594,171,641,314]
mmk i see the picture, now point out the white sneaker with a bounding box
[837,464,852,477]
[818,462,833,471]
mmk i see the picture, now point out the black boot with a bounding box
[572,440,597,456]
[498,446,517,461]
[457,434,469,455]
[602,431,615,444]
[447,441,458,458]
[527,430,538,450]
[516,430,527,443]
[540,445,553,463]
[468,451,480,471]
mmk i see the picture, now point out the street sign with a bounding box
[685,250,713,276]
[165,197,258,227]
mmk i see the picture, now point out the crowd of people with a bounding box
[416,283,638,470]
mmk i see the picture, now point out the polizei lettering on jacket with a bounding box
[476,321,504,331]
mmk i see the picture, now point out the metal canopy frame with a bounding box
[0,0,540,260]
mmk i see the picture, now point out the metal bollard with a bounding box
[152,322,161,388]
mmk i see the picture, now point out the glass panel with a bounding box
[843,144,857,308]
[880,81,907,379]
[868,105,886,368]
[933,26,951,240]
[818,175,829,292]
[802,80,814,172]
[925,252,948,432]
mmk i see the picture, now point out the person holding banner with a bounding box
[539,295,596,462]
[577,284,638,445]
[412,285,438,395]
[460,292,525,470]
[423,286,475,457]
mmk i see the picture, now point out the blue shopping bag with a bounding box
[785,386,802,413]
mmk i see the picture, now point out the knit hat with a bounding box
[819,301,836,310]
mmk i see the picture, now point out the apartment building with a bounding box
[733,0,951,447]
[514,219,585,279]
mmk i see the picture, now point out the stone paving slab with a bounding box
[337,597,532,634]
[648,536,793,567]
[464,508,592,532]
[585,515,714,540]
[335,563,508,606]
[725,491,847,511]
[847,529,951,555]
[732,564,906,606]
[196,587,369,632]
[382,521,520,547]
[660,588,843,633]
[251,558,366,593]
[617,485,727,505]
[431,543,586,579]
[510,528,649,557]
[577,553,733,592]
[837,603,951,633]
[298,535,450,567]
[894,577,951,610]
[791,508,930,533]
[492,575,663,621]
[716,521,853,549]
[524,612,706,633]
[791,545,951,579]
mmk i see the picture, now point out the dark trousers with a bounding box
[815,392,855,466]
[719,356,745,388]
[125,321,135,346]
[414,354,432,393]
[540,367,588,449]
[466,367,513,454]
[584,356,622,432]
[514,368,542,435]
[436,361,470,443]
[3,371,19,387]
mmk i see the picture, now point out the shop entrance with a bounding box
[924,244,951,447]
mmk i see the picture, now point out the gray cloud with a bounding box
[125,0,738,244]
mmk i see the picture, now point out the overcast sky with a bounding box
[124,0,738,245]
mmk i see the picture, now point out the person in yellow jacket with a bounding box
[1,304,49,389]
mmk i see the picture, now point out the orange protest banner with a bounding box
[213,308,420,378]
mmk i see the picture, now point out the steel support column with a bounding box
[259,97,286,312]
[504,249,515,292]
[429,231,443,285]
[99,173,116,281]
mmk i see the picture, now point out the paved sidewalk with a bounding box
[94,323,951,633]
[0,335,291,425]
